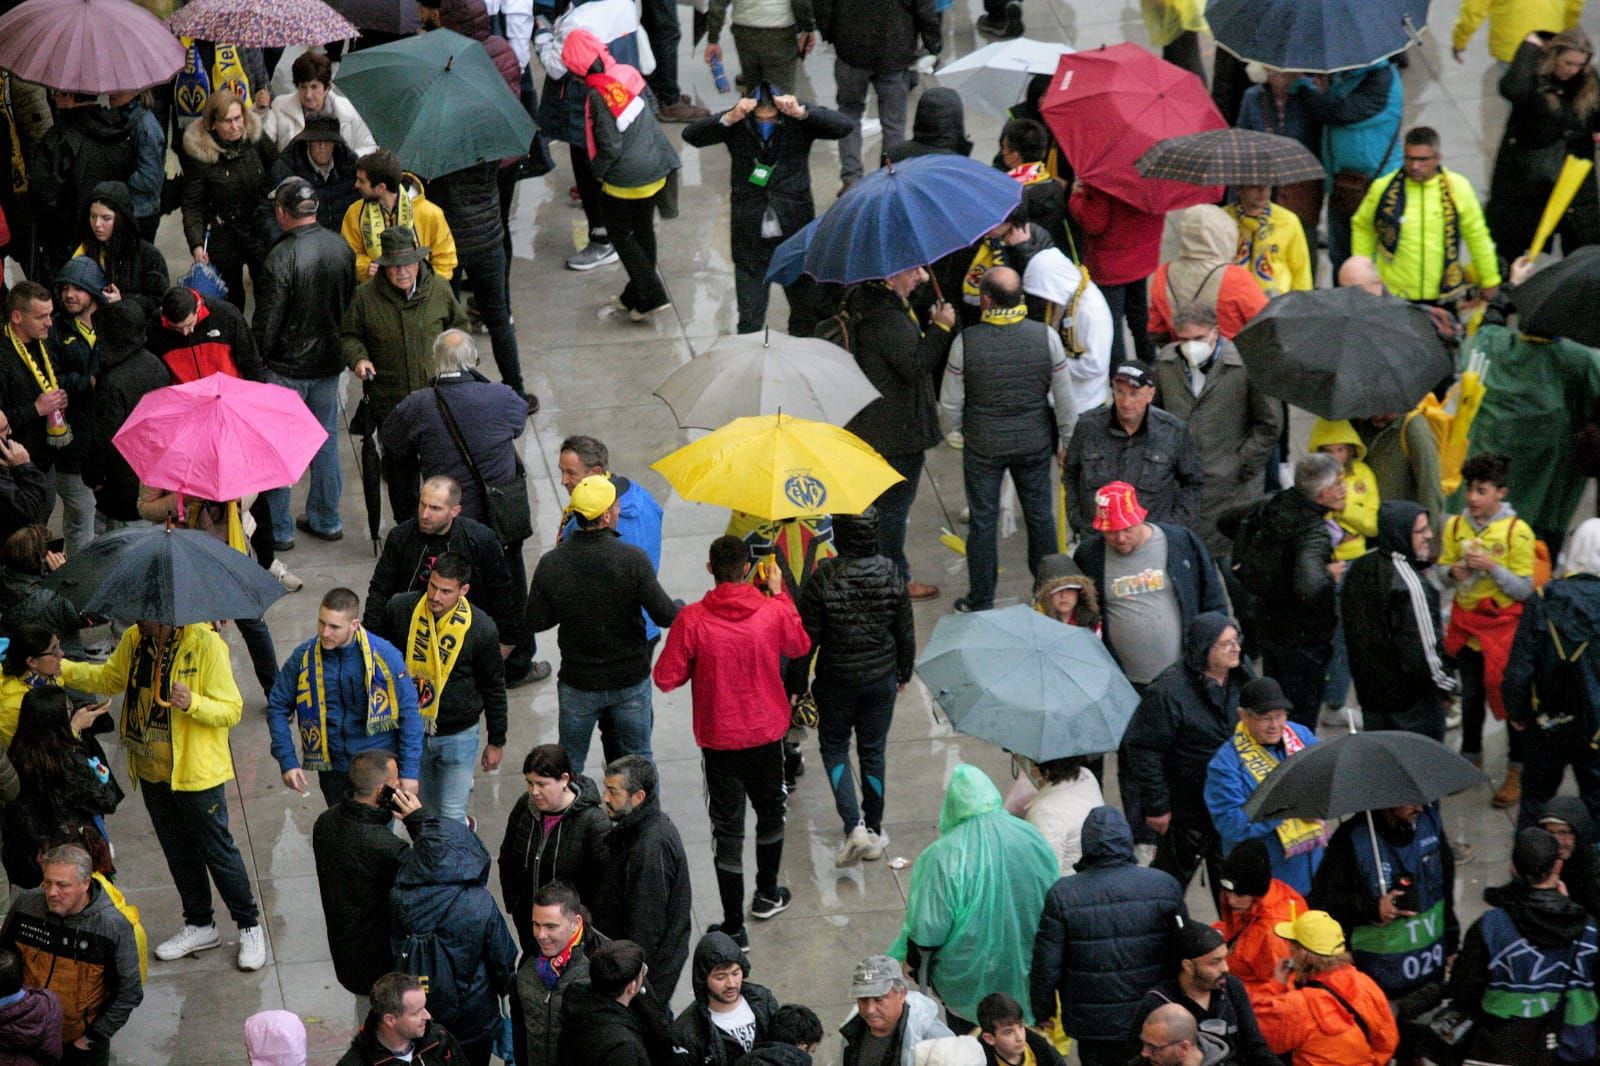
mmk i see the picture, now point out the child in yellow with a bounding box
[1439,452,1535,806]
[1226,185,1313,297]
[1309,419,1380,721]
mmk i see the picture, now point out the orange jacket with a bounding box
[1214,879,1307,1001]
[1253,963,1399,1066]
[1147,262,1267,340]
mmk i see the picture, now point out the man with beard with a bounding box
[1132,921,1278,1066]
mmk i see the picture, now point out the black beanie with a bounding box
[1172,917,1225,961]
[1219,838,1272,898]
[1514,826,1561,882]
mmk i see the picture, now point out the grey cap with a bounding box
[851,955,903,999]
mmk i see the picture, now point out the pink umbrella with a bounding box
[168,0,360,49]
[0,0,186,94]
[113,374,329,503]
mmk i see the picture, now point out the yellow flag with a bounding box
[1528,156,1596,260]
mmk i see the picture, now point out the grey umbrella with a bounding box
[653,331,882,430]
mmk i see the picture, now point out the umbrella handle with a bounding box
[1365,809,1388,896]
[151,629,173,709]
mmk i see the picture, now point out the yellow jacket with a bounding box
[62,625,242,792]
[339,174,458,282]
[1439,509,1536,609]
[1226,202,1313,297]
[1309,418,1380,560]
[0,674,31,748]
[1351,167,1503,301]
[1452,0,1584,62]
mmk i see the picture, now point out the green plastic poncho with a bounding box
[1451,324,1600,535]
[888,764,1060,1023]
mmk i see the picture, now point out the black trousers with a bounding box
[703,740,787,928]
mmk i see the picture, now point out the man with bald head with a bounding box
[941,266,1079,612]
[1138,1003,1228,1065]
[1336,255,1385,295]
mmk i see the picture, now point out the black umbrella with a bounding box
[349,377,383,556]
[1233,287,1452,419]
[1510,245,1600,346]
[43,526,287,626]
[1242,730,1486,825]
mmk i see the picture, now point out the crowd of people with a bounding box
[3,0,1600,1065]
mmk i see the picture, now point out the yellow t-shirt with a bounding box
[1438,511,1535,610]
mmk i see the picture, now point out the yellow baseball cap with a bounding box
[570,475,618,520]
[1274,910,1347,955]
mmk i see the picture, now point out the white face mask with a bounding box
[1180,338,1214,368]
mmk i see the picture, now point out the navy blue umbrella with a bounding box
[767,154,1022,285]
[1206,0,1430,73]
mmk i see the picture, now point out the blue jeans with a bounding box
[558,677,654,777]
[873,451,924,582]
[419,727,480,823]
[962,444,1058,609]
[262,369,342,540]
[452,242,524,395]
[814,673,896,833]
[141,780,258,928]
[1323,572,1350,707]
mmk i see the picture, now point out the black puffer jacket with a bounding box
[430,162,505,257]
[81,181,169,318]
[82,302,169,521]
[814,0,939,72]
[1029,806,1186,1042]
[497,775,612,952]
[1221,487,1336,647]
[790,509,914,690]
[844,283,955,456]
[671,932,780,1066]
[252,221,357,378]
[311,799,427,996]
[180,108,278,255]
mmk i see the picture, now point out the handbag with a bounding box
[433,386,534,544]
[1329,121,1403,217]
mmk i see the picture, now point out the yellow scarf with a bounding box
[185,499,246,554]
[980,303,1030,326]
[210,44,250,103]
[963,239,1004,305]
[404,593,472,733]
[359,191,414,261]
[6,324,68,445]
[294,627,402,771]
[1231,720,1327,857]
[3,74,26,195]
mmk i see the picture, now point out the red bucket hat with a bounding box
[1093,481,1148,532]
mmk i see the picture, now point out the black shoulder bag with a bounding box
[433,386,534,544]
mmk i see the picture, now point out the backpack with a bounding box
[395,899,461,1023]
[93,873,147,982]
[1228,499,1278,598]
[1530,590,1594,737]
[813,286,864,353]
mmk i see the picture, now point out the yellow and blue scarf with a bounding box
[1374,168,1466,300]
[294,627,401,771]
[404,594,471,733]
[174,39,251,121]
[1231,720,1328,857]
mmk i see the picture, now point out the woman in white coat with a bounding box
[261,50,378,155]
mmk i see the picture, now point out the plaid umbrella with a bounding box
[168,0,359,47]
[0,0,185,93]
[1136,128,1326,187]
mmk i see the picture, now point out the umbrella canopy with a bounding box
[1510,245,1600,346]
[1040,43,1226,215]
[765,217,818,285]
[0,0,185,93]
[334,29,536,179]
[1233,287,1452,419]
[328,0,417,35]
[1241,730,1484,824]
[1136,128,1326,187]
[168,0,359,48]
[934,38,1073,117]
[1206,0,1428,74]
[43,526,288,625]
[774,154,1023,284]
[113,374,329,504]
[915,606,1139,762]
[651,413,904,520]
[653,331,881,429]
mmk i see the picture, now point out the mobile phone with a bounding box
[377,784,399,811]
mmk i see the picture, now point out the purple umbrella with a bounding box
[0,0,186,93]
[168,0,360,48]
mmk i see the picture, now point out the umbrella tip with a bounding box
[445,55,455,71]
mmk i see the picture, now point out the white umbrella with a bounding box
[934,38,1075,117]
[653,331,882,430]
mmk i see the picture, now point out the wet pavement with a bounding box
[76,0,1580,1060]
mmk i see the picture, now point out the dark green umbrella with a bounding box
[334,28,535,179]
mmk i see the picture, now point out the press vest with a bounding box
[958,318,1056,457]
[1478,906,1599,1060]
[1348,806,1448,995]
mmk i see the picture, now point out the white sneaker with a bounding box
[1444,700,1463,731]
[237,925,266,971]
[155,923,221,961]
[946,430,964,450]
[835,824,872,868]
[1134,843,1158,867]
[861,829,889,861]
[269,559,303,593]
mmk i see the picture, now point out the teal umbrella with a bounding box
[915,605,1139,761]
[334,28,535,179]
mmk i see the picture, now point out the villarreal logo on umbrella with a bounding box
[784,471,827,512]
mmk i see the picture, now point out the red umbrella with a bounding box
[1040,43,1227,216]
[0,0,185,94]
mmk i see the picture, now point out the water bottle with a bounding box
[710,56,731,93]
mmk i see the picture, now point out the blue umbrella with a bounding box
[768,154,1023,285]
[1206,0,1430,74]
[766,218,820,286]
[914,605,1139,762]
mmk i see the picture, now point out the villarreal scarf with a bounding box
[1231,720,1328,857]
[358,190,414,264]
[404,594,471,733]
[294,627,401,771]
[1374,168,1467,300]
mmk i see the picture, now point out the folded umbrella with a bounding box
[0,0,186,94]
[934,38,1074,117]
[915,605,1139,762]
[1040,43,1226,216]
[651,413,903,520]
[168,0,359,47]
[113,374,329,504]
[775,154,1023,284]
[44,527,287,625]
[334,28,536,179]
[1233,287,1452,419]
[1206,0,1427,74]
[1510,245,1600,346]
[653,331,882,430]
[1136,128,1326,187]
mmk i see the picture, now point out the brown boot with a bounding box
[1492,764,1522,809]
[906,580,940,601]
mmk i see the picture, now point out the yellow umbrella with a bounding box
[1528,156,1595,260]
[651,413,905,520]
